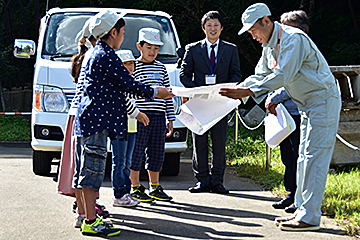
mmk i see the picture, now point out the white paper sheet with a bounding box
[264,103,296,148]
[173,83,241,135]
[172,83,238,100]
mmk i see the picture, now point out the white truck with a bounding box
[13,7,188,176]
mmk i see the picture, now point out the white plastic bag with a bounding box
[264,103,296,148]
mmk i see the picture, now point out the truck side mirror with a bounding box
[14,39,36,59]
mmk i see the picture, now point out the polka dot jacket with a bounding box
[74,41,155,140]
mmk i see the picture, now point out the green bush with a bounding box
[0,115,31,141]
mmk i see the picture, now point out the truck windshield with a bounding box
[42,12,178,59]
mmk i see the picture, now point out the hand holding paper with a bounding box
[173,83,241,135]
[219,87,255,99]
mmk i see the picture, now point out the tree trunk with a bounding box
[348,0,358,28]
[0,76,6,111]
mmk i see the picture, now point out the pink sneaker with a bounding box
[113,193,140,207]
[95,204,110,219]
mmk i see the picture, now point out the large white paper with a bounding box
[264,103,296,148]
[173,83,241,135]
[172,83,238,100]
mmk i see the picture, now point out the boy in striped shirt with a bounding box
[130,28,176,202]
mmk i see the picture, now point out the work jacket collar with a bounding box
[263,21,281,49]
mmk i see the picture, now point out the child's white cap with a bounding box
[115,49,135,62]
[138,27,164,46]
[89,10,126,39]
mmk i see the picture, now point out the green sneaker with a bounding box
[81,217,120,237]
[131,185,154,202]
[149,185,173,201]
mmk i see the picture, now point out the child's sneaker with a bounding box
[149,185,173,201]
[96,202,107,212]
[81,217,120,237]
[113,193,140,207]
[72,201,77,213]
[131,185,154,202]
[95,204,110,219]
[74,214,85,228]
[73,201,110,218]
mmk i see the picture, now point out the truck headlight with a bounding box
[33,85,69,113]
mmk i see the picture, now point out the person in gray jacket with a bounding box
[220,3,341,231]
[267,10,310,214]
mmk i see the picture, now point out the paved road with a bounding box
[0,143,350,239]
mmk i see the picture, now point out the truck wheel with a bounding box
[161,153,181,176]
[32,150,53,176]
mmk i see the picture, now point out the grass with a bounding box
[323,166,360,236]
[226,125,360,237]
[0,115,31,141]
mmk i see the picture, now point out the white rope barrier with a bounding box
[0,112,31,115]
[236,110,264,131]
[336,134,360,151]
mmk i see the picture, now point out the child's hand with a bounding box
[156,87,175,99]
[136,112,149,126]
[166,120,173,138]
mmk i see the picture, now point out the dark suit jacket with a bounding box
[180,39,242,87]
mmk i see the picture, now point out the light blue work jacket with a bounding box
[240,21,339,110]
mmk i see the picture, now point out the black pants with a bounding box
[280,114,301,200]
[192,116,227,187]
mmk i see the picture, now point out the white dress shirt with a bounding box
[205,38,219,62]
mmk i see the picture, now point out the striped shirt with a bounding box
[133,60,176,121]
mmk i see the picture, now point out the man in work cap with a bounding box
[219,2,341,231]
[238,2,271,35]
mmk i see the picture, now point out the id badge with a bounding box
[205,74,216,85]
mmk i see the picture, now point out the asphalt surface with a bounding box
[0,142,351,239]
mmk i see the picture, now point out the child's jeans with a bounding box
[72,129,108,191]
[111,133,136,199]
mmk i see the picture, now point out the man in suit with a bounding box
[180,11,242,194]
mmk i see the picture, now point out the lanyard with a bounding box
[273,25,282,70]
[209,56,217,74]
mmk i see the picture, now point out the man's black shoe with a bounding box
[188,182,211,193]
[211,184,229,194]
[272,198,293,209]
[285,203,297,213]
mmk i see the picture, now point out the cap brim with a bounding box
[123,58,136,62]
[238,22,254,35]
[141,40,164,46]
